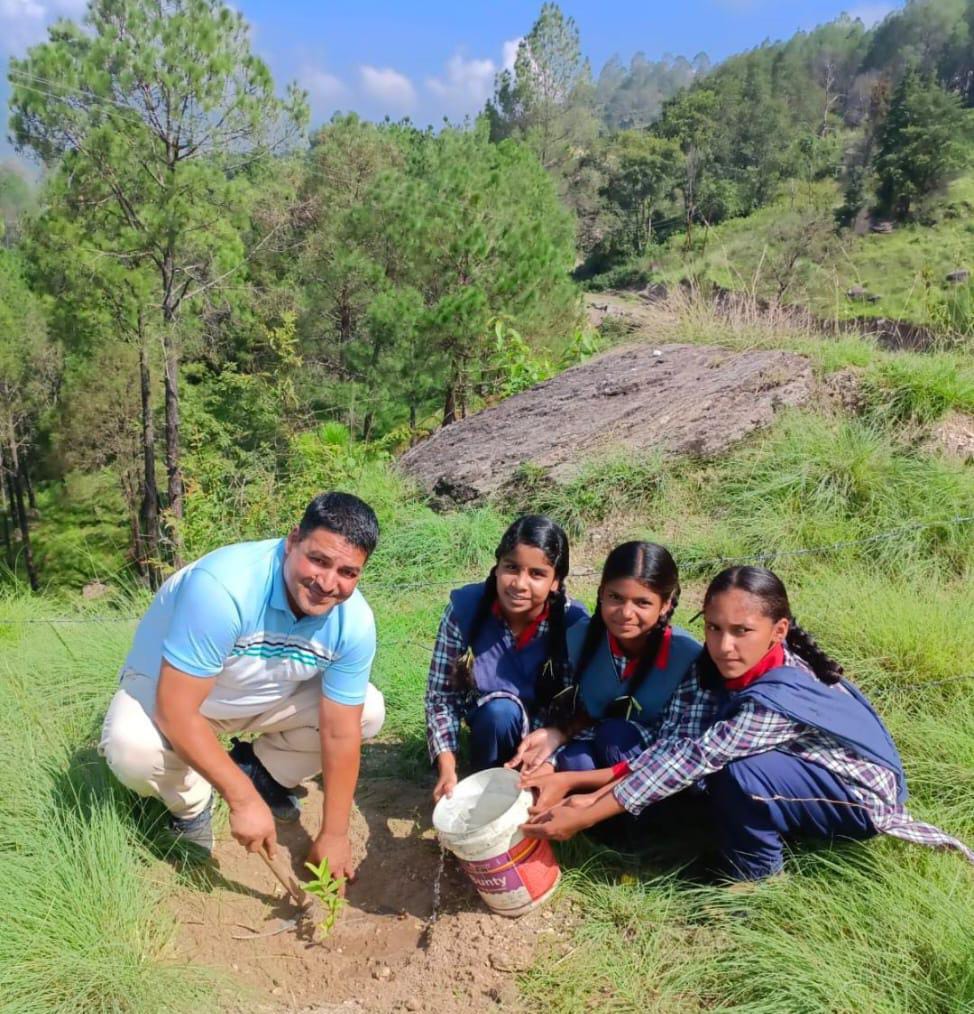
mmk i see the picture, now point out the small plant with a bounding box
[303,857,347,934]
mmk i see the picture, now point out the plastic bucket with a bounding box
[432,767,560,917]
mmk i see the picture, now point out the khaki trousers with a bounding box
[98,671,385,820]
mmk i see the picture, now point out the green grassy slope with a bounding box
[644,173,974,332]
[2,334,973,1011]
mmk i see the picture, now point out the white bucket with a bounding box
[433,767,561,917]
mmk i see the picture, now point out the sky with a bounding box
[0,0,903,167]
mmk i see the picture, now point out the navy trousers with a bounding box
[466,697,524,771]
[556,718,646,772]
[706,749,877,880]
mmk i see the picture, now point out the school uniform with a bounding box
[556,620,702,772]
[425,583,588,770]
[610,644,974,880]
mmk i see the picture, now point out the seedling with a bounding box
[303,857,347,934]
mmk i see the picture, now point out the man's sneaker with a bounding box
[228,737,302,822]
[169,795,215,855]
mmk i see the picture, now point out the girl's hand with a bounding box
[520,802,590,842]
[433,752,458,803]
[518,761,554,789]
[562,790,601,810]
[524,770,575,814]
[505,727,567,775]
[433,769,458,803]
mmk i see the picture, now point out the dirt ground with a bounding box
[172,775,576,1013]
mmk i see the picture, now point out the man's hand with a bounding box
[433,751,458,803]
[317,695,362,890]
[229,795,278,857]
[307,831,355,893]
[505,727,567,775]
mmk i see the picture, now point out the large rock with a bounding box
[399,343,814,506]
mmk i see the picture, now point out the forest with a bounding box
[1,0,972,592]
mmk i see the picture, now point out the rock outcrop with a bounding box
[399,343,814,506]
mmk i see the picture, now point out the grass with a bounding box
[0,613,227,1013]
[3,373,974,1010]
[640,173,974,334]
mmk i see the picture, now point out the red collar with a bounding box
[492,600,549,649]
[723,642,784,691]
[608,626,673,680]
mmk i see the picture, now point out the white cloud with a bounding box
[300,66,346,104]
[847,3,896,27]
[0,0,86,57]
[424,39,523,116]
[426,52,496,111]
[501,37,522,73]
[359,64,416,110]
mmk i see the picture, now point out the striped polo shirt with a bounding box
[122,537,375,719]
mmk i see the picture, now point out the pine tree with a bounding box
[874,67,965,218]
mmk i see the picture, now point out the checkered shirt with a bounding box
[424,602,551,762]
[613,651,974,865]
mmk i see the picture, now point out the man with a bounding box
[99,491,385,883]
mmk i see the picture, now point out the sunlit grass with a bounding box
[4,370,974,1010]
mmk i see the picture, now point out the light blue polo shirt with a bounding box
[123,538,376,720]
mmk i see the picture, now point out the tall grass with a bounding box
[5,369,974,1010]
[0,610,223,1013]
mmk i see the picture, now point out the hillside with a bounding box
[634,172,974,333]
[4,304,974,1010]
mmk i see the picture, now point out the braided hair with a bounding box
[702,566,844,685]
[552,542,680,728]
[450,515,572,707]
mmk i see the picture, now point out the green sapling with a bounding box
[303,857,347,934]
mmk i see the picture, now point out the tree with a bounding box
[595,51,707,131]
[0,164,35,246]
[9,0,307,562]
[363,125,579,427]
[655,87,722,246]
[486,3,598,180]
[874,67,966,217]
[295,114,404,437]
[598,132,681,257]
[0,250,58,590]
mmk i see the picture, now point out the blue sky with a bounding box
[2,0,901,165]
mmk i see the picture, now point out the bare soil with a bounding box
[171,776,575,1014]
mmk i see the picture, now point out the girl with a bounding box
[520,565,974,881]
[425,515,588,802]
[507,542,701,779]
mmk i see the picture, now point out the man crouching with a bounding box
[99,491,385,883]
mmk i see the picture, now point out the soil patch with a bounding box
[172,776,573,1013]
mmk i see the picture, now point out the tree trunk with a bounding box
[0,446,14,570]
[1,509,11,571]
[159,243,184,563]
[138,343,163,590]
[21,458,36,511]
[442,384,457,427]
[162,332,183,521]
[5,427,38,591]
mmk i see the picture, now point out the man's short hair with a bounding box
[297,492,380,556]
